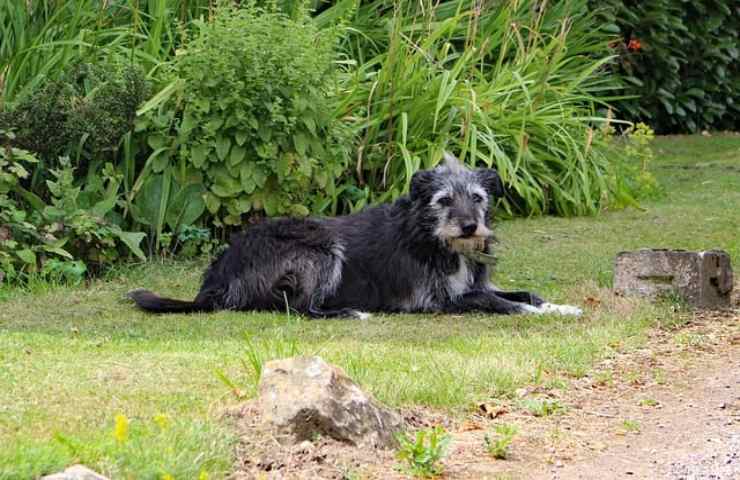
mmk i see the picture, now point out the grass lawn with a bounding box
[1,134,738,479]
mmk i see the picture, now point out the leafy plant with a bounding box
[327,0,636,217]
[594,1,740,133]
[43,158,147,269]
[139,3,352,226]
[0,144,146,284]
[600,119,661,208]
[521,398,565,417]
[1,56,149,171]
[484,423,518,460]
[395,425,450,478]
[621,419,640,433]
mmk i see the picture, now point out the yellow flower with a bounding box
[161,474,174,480]
[113,414,129,443]
[153,414,170,430]
[198,471,209,480]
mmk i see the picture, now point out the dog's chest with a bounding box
[447,255,473,297]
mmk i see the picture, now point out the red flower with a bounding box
[627,39,642,52]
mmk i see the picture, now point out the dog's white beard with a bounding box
[522,302,583,317]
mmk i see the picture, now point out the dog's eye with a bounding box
[472,193,484,203]
[437,196,453,207]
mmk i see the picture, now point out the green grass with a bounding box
[1,134,738,478]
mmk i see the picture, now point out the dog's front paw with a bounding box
[541,303,583,316]
[520,302,583,316]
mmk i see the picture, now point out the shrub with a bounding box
[0,56,149,169]
[0,141,146,284]
[594,0,740,133]
[329,0,639,216]
[140,3,352,225]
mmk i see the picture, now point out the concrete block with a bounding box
[614,249,733,309]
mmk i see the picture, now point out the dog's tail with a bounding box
[127,288,210,314]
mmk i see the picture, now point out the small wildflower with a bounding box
[161,474,174,480]
[627,39,642,51]
[113,414,129,443]
[153,413,171,430]
[198,471,209,480]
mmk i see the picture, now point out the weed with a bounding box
[652,368,668,385]
[215,327,302,398]
[521,398,565,417]
[621,419,641,433]
[625,371,643,385]
[675,332,707,348]
[395,426,450,478]
[484,423,519,460]
[593,371,614,387]
[639,398,659,407]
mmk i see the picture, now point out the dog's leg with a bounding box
[488,289,546,306]
[443,289,532,315]
[307,305,371,320]
[485,286,581,315]
[445,289,582,316]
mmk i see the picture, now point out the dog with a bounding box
[129,153,582,318]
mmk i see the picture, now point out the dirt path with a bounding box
[533,343,740,480]
[446,311,740,480]
[229,310,740,480]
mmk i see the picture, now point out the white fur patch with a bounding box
[354,311,372,320]
[447,255,473,298]
[521,302,583,316]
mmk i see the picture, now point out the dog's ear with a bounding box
[409,169,436,201]
[476,168,504,198]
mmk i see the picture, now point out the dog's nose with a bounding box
[461,223,477,237]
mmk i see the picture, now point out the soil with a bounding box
[226,305,740,480]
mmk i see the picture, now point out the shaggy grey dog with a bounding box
[129,153,582,318]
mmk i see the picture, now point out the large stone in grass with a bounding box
[258,355,403,448]
[614,249,733,309]
[41,465,109,480]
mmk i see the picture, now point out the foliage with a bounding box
[42,157,147,267]
[395,426,450,478]
[0,0,214,102]
[0,0,665,280]
[600,120,661,208]
[484,423,518,460]
[1,56,149,170]
[139,3,352,225]
[324,0,635,216]
[520,398,565,417]
[594,0,740,133]
[0,144,146,284]
[50,413,232,479]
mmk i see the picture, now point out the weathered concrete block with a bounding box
[614,249,733,309]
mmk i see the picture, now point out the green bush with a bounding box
[0,56,149,169]
[0,141,146,284]
[139,3,352,225]
[595,0,740,133]
[322,0,645,216]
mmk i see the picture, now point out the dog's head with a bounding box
[410,152,503,247]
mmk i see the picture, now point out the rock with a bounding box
[41,465,109,480]
[258,356,403,448]
[614,249,733,309]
